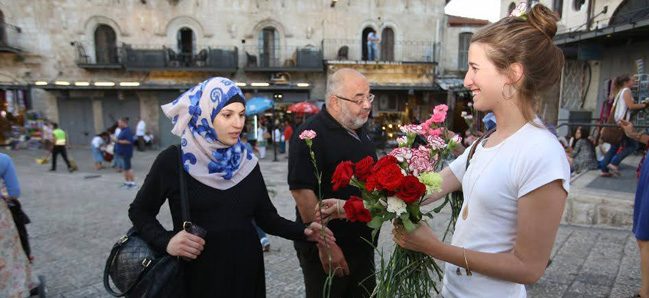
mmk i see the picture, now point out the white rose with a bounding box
[386,196,407,217]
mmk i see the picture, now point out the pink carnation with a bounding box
[430,112,446,123]
[299,130,317,140]
[409,147,433,176]
[434,104,449,114]
[426,135,446,150]
[400,124,423,135]
[389,147,413,163]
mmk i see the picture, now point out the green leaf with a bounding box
[408,203,422,223]
[367,214,384,230]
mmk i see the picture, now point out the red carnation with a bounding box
[376,163,405,192]
[343,196,372,223]
[396,176,427,204]
[331,161,354,191]
[372,155,398,172]
[354,156,375,181]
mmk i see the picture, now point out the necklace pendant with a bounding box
[462,205,469,220]
[456,267,462,275]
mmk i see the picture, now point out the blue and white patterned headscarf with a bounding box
[161,77,257,190]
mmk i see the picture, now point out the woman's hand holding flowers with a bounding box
[304,222,336,246]
[392,222,441,257]
[315,198,347,223]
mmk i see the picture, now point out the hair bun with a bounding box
[527,4,559,39]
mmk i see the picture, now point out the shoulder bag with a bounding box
[103,146,203,297]
[600,92,624,145]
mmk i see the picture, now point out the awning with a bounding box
[554,17,649,46]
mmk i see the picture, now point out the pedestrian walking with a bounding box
[115,118,135,188]
[49,123,74,172]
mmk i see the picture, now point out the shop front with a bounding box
[0,85,37,147]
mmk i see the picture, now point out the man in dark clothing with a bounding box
[115,118,136,188]
[288,68,377,298]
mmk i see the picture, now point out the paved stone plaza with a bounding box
[3,147,642,297]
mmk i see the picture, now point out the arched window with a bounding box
[258,26,279,67]
[507,2,517,15]
[362,27,375,61]
[177,27,195,67]
[381,27,394,61]
[458,32,472,70]
[94,24,118,64]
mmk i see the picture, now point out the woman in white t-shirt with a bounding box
[392,4,570,298]
[600,74,649,177]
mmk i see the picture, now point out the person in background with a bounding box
[283,119,294,156]
[391,4,570,297]
[256,123,267,159]
[91,132,109,170]
[601,75,648,177]
[108,121,124,173]
[0,153,45,297]
[39,121,53,162]
[115,118,136,188]
[569,126,598,174]
[619,119,649,298]
[136,118,147,152]
[595,137,611,170]
[49,123,74,173]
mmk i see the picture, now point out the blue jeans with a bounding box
[367,43,377,61]
[601,135,640,172]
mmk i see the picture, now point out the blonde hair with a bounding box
[471,4,564,123]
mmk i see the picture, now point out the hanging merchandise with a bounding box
[6,90,15,114]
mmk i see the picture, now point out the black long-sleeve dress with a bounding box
[128,146,307,297]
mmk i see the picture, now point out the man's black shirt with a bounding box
[288,107,378,255]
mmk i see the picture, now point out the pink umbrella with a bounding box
[288,101,320,114]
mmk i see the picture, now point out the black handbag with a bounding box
[103,146,199,297]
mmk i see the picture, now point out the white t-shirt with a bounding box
[136,120,146,136]
[444,120,570,298]
[91,136,104,148]
[613,88,631,123]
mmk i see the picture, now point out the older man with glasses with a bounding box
[288,68,378,298]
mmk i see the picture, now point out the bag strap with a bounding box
[607,91,622,124]
[178,145,191,224]
[103,147,191,297]
[465,128,496,171]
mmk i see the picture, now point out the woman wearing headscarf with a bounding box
[128,77,332,297]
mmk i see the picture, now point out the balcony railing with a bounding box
[122,44,238,71]
[323,39,436,63]
[74,42,122,69]
[0,22,22,53]
[243,44,323,72]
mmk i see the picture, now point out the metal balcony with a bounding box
[243,44,323,72]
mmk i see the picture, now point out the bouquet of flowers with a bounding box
[332,104,462,297]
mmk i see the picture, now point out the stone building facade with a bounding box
[500,0,649,134]
[1,0,454,147]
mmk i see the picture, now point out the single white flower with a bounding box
[386,196,407,217]
[461,111,467,117]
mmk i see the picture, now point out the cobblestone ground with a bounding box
[4,147,641,297]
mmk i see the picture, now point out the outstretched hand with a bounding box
[315,198,346,223]
[305,222,336,246]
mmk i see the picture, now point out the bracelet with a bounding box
[463,248,473,276]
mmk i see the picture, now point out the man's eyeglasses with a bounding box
[335,94,375,106]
